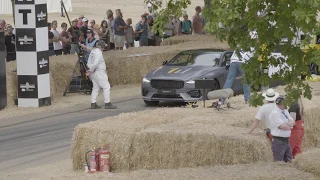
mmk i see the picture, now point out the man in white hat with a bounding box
[246,88,279,141]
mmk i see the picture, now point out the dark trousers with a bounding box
[62,45,71,55]
[272,138,293,162]
[109,43,115,50]
[6,52,16,62]
[54,49,63,56]
[148,39,155,46]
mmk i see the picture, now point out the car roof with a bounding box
[179,48,230,54]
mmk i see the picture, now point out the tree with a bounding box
[145,0,320,107]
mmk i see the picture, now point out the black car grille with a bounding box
[152,94,183,99]
[150,80,184,89]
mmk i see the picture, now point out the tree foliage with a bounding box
[145,0,320,107]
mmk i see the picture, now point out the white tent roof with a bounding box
[0,0,72,14]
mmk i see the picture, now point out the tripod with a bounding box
[60,0,92,96]
[63,57,92,96]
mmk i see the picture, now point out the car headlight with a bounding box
[142,77,150,83]
[186,80,195,84]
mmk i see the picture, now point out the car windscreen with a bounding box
[166,52,222,66]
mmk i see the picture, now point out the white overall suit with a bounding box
[87,48,111,104]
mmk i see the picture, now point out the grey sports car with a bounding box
[141,49,246,106]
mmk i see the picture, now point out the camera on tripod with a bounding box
[60,0,92,96]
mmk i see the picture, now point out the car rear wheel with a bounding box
[144,100,160,106]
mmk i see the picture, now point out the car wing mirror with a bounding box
[162,60,168,66]
[225,61,231,69]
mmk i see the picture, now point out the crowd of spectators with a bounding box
[0,6,206,61]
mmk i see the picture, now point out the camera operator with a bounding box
[86,40,117,109]
[79,29,98,63]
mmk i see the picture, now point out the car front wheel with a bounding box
[144,100,160,106]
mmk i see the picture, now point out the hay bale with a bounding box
[71,107,273,172]
[160,34,226,47]
[294,148,320,178]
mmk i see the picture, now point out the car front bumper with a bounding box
[141,82,204,102]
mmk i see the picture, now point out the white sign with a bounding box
[37,11,46,21]
[39,58,48,68]
[18,35,34,45]
[20,82,35,92]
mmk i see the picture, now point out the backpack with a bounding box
[134,23,143,41]
[181,20,192,33]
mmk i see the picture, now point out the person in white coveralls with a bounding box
[86,40,117,109]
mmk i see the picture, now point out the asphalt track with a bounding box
[0,96,172,174]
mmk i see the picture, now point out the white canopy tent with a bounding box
[0,0,72,14]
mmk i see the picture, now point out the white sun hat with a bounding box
[262,88,279,102]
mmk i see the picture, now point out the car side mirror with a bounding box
[225,61,231,69]
[162,60,168,66]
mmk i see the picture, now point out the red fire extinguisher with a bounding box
[85,147,97,174]
[97,145,111,172]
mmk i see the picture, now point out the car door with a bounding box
[219,51,243,95]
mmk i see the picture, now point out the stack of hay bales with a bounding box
[294,149,320,178]
[71,106,273,172]
[71,89,320,173]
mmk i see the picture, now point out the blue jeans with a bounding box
[222,62,250,102]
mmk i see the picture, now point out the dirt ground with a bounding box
[0,84,141,120]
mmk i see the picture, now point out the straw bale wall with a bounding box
[294,149,320,178]
[71,92,320,173]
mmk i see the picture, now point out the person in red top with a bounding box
[288,98,305,159]
[60,22,72,55]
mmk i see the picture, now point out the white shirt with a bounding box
[50,29,62,50]
[172,18,180,35]
[269,107,294,137]
[164,19,174,36]
[87,48,106,73]
[230,47,255,63]
[107,20,114,43]
[255,103,276,129]
[125,26,134,43]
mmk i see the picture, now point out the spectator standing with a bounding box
[124,18,134,48]
[68,19,81,55]
[147,15,155,46]
[60,22,72,55]
[246,88,279,141]
[172,16,181,36]
[181,14,192,35]
[100,20,109,51]
[89,19,96,29]
[113,9,128,50]
[163,18,174,39]
[106,13,115,50]
[4,24,16,62]
[192,6,203,35]
[0,19,6,33]
[288,98,305,159]
[80,29,98,63]
[269,96,295,162]
[48,23,55,56]
[77,15,84,28]
[80,18,89,41]
[51,20,63,56]
[93,24,101,40]
[135,15,149,47]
